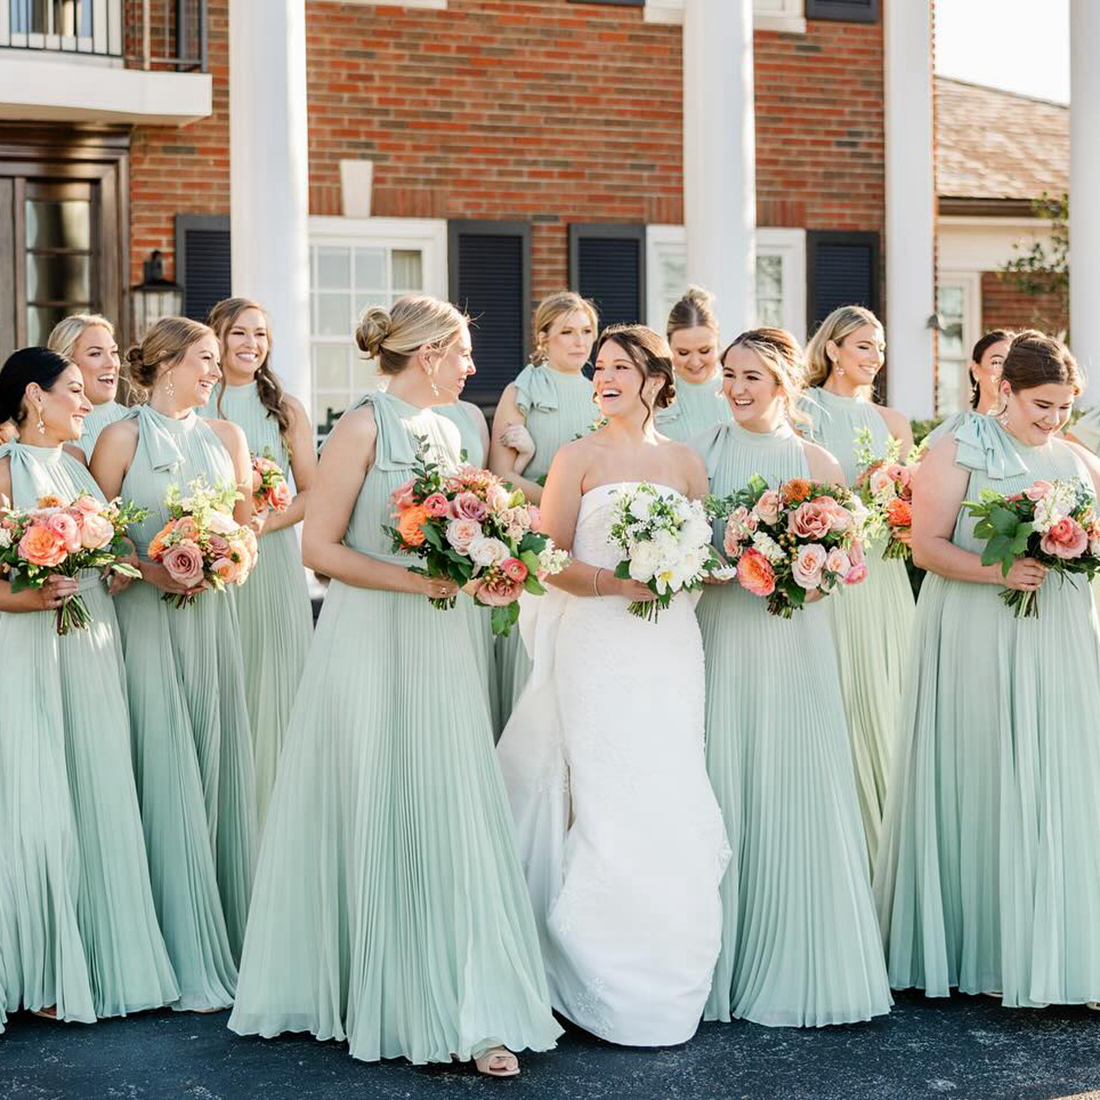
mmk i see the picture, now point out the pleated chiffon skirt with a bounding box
[229,580,561,1064]
[698,584,892,1027]
[875,571,1100,1007]
[0,581,179,1022]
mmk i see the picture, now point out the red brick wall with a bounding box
[129,1,886,310]
[981,270,1068,336]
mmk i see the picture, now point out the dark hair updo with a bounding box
[968,329,1013,409]
[594,324,677,429]
[0,346,74,426]
[1001,330,1081,398]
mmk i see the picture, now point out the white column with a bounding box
[229,0,311,411]
[884,0,936,418]
[1071,0,1100,400]
[683,0,755,341]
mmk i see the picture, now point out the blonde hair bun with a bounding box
[355,305,394,359]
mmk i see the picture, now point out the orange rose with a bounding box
[396,504,430,548]
[18,523,68,567]
[780,478,812,505]
[885,498,912,528]
[147,520,177,561]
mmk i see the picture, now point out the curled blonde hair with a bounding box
[804,305,883,388]
[47,313,115,359]
[532,291,599,366]
[126,316,213,393]
[356,295,466,376]
[722,327,810,426]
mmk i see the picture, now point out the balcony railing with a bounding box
[0,0,207,72]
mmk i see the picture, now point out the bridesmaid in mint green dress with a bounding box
[656,286,730,442]
[489,292,597,725]
[923,331,1012,449]
[203,299,315,831]
[695,330,890,1027]
[47,313,128,456]
[92,318,256,1008]
[799,306,915,870]
[230,298,560,1076]
[0,348,178,1023]
[436,397,501,736]
[876,332,1100,1007]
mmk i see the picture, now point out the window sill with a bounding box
[644,3,806,34]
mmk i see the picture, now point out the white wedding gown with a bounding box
[498,482,730,1047]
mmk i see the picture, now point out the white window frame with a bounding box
[934,270,981,417]
[645,0,806,34]
[337,0,446,7]
[645,224,807,344]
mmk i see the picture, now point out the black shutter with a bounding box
[806,230,880,335]
[175,214,231,322]
[805,0,879,23]
[448,219,531,406]
[569,224,645,339]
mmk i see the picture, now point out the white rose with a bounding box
[629,540,660,582]
[468,536,510,568]
[628,493,653,522]
[207,510,238,535]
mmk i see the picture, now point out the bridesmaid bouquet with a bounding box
[251,451,292,514]
[148,479,258,608]
[386,442,569,636]
[608,483,719,622]
[708,475,871,618]
[852,428,923,560]
[963,478,1100,618]
[0,493,148,635]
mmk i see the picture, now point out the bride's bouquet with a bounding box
[963,478,1100,618]
[148,479,258,608]
[0,493,147,635]
[708,475,871,618]
[852,427,922,561]
[608,483,719,622]
[386,441,569,636]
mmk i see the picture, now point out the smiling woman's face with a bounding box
[70,324,120,406]
[166,333,222,409]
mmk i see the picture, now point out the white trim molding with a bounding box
[756,227,806,343]
[646,0,805,34]
[339,0,446,6]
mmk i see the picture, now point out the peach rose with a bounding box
[79,512,114,551]
[390,478,417,512]
[161,541,205,587]
[211,556,243,585]
[885,498,912,529]
[754,490,781,526]
[825,547,851,580]
[792,543,827,589]
[71,495,103,515]
[788,500,833,540]
[175,516,199,541]
[501,557,528,583]
[269,480,292,512]
[473,570,525,607]
[18,524,68,567]
[422,492,451,519]
[815,496,853,533]
[1040,516,1088,559]
[46,512,82,553]
[445,516,482,553]
[147,520,176,560]
[1025,480,1054,503]
[737,548,776,597]
[397,504,430,548]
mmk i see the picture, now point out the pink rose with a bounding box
[815,496,853,533]
[845,540,868,585]
[792,543,827,589]
[422,492,450,518]
[79,512,114,551]
[754,490,781,526]
[473,570,525,607]
[451,491,488,522]
[269,480,292,512]
[445,517,482,554]
[501,557,528,583]
[487,484,513,514]
[527,505,542,532]
[825,547,851,580]
[788,500,833,540]
[46,512,82,553]
[1025,480,1054,503]
[71,495,103,515]
[723,524,743,559]
[737,548,776,597]
[1040,516,1088,559]
[208,533,230,555]
[390,478,417,511]
[161,541,205,587]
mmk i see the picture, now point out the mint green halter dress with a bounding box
[111,405,256,1008]
[229,391,560,1064]
[655,370,730,442]
[79,400,127,457]
[200,382,313,831]
[0,441,178,1022]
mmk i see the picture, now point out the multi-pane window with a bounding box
[936,283,968,416]
[755,254,784,329]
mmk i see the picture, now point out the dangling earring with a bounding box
[425,367,440,397]
[36,407,45,435]
[164,370,175,400]
[996,399,1010,427]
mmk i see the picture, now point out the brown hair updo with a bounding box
[207,297,292,448]
[355,295,466,376]
[1000,330,1081,397]
[594,323,676,430]
[722,327,810,425]
[126,317,213,394]
[968,329,1013,409]
[667,285,718,343]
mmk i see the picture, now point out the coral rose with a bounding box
[1040,516,1088,559]
[501,557,528,583]
[161,542,205,587]
[422,492,451,519]
[737,548,776,597]
[79,512,114,550]
[18,524,68,567]
[269,480,292,512]
[147,520,176,560]
[885,498,912,528]
[397,504,431,548]
[792,543,827,589]
[211,556,243,585]
[473,569,525,607]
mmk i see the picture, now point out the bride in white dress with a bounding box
[498,324,730,1047]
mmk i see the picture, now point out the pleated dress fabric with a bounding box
[798,387,915,870]
[497,365,595,727]
[436,400,502,739]
[875,415,1100,1007]
[655,372,731,442]
[922,410,969,450]
[112,405,256,1008]
[228,390,561,1065]
[199,383,313,832]
[0,442,179,1022]
[79,400,127,458]
[692,421,891,1027]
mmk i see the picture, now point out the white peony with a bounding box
[629,540,661,582]
[628,492,653,522]
[468,536,510,568]
[207,510,238,535]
